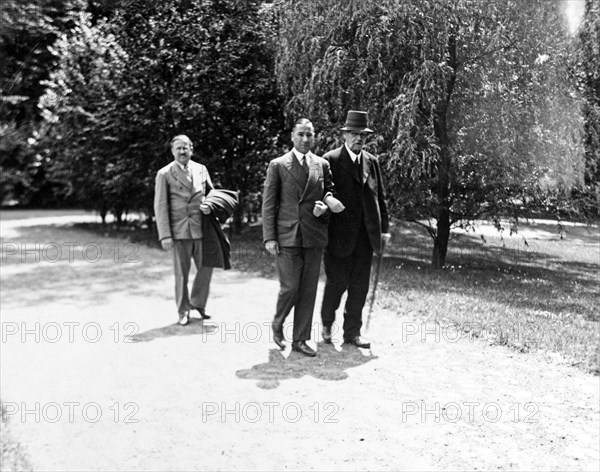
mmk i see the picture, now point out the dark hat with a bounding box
[340,110,373,133]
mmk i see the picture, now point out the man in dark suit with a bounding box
[154,134,214,326]
[262,118,344,357]
[321,111,391,348]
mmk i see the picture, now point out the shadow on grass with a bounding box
[381,225,598,321]
[236,343,377,389]
[378,221,599,373]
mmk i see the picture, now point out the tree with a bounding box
[103,0,284,228]
[0,0,86,205]
[573,0,600,218]
[38,12,128,221]
[37,0,284,226]
[275,0,585,267]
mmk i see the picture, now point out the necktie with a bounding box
[354,156,361,180]
[301,155,309,174]
[184,165,192,184]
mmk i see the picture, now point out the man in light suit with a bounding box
[262,118,344,357]
[154,134,214,326]
[321,111,391,348]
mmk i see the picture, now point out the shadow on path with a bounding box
[131,318,217,342]
[236,342,377,389]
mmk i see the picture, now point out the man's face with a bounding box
[291,123,315,155]
[171,138,193,166]
[344,131,369,154]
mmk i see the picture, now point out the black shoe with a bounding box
[292,341,316,357]
[192,306,211,319]
[272,323,285,350]
[322,326,332,344]
[344,336,370,349]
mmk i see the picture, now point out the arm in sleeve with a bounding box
[261,161,280,243]
[154,171,172,240]
[374,158,390,233]
[322,159,335,199]
[319,160,336,219]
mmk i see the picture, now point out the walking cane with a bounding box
[366,236,386,331]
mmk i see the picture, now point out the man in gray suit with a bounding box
[262,118,344,356]
[154,134,214,326]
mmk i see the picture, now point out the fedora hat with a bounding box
[340,110,373,133]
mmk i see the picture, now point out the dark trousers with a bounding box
[321,225,373,339]
[273,247,322,342]
[173,239,213,314]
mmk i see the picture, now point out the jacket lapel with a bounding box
[299,152,319,201]
[360,152,371,183]
[282,151,306,192]
[170,163,193,192]
[189,161,207,197]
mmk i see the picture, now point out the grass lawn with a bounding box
[377,219,599,374]
[73,217,600,374]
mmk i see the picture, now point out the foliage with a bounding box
[572,0,600,219]
[275,0,586,267]
[38,12,128,219]
[37,0,284,226]
[0,0,86,205]
[104,0,284,226]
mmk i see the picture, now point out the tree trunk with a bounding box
[432,208,450,268]
[99,201,107,225]
[115,208,123,227]
[431,32,457,269]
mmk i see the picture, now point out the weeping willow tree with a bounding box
[574,0,600,218]
[275,0,584,267]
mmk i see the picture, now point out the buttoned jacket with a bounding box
[324,146,389,256]
[154,160,212,240]
[262,151,334,248]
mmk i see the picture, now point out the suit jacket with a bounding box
[324,146,389,257]
[262,150,334,248]
[154,160,213,240]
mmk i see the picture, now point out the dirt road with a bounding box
[1,211,598,471]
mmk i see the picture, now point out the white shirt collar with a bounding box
[345,143,360,162]
[175,161,190,171]
[292,148,311,164]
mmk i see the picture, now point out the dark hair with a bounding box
[292,118,313,131]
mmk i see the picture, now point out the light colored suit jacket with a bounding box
[262,151,334,248]
[154,160,213,240]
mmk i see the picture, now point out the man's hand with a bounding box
[382,233,392,248]
[265,240,280,256]
[161,237,173,251]
[200,203,211,215]
[313,200,328,217]
[323,194,345,213]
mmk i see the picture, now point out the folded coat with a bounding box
[201,189,239,270]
